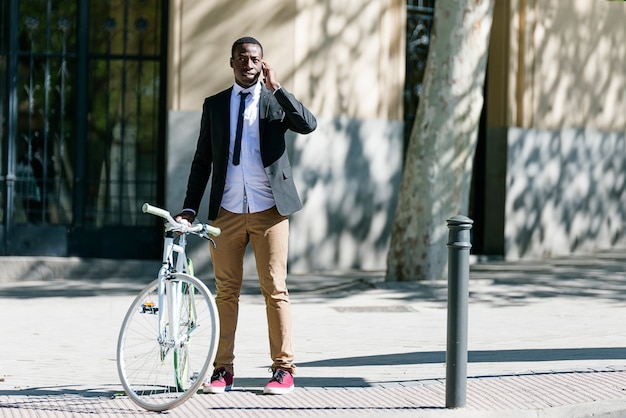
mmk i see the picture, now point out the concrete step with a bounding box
[0,256,159,282]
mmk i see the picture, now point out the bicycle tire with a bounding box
[117,273,219,411]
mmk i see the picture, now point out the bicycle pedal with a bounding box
[141,301,158,314]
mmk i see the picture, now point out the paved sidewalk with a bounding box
[1,248,626,417]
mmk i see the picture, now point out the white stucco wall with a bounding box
[505,128,626,260]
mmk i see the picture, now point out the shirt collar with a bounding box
[233,81,261,98]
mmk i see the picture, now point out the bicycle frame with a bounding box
[157,229,193,359]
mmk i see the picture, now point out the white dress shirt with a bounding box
[221,81,275,213]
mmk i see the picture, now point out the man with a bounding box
[176,36,316,395]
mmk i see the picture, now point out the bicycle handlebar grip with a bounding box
[143,202,220,237]
[142,203,171,220]
[204,225,221,237]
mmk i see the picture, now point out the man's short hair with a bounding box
[231,36,263,57]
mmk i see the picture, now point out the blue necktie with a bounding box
[233,91,250,166]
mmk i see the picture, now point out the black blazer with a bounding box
[182,84,317,220]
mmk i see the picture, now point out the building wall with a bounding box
[166,0,406,275]
[517,0,626,130]
[167,0,405,120]
[506,128,625,259]
[165,0,626,273]
[485,0,626,259]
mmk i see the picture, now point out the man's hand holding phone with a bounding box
[262,61,281,92]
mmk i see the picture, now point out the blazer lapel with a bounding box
[259,84,271,139]
[218,87,233,155]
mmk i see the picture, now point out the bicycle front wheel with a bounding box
[117,273,219,411]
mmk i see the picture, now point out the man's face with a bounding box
[230,43,263,88]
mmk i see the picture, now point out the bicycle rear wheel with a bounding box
[117,273,219,411]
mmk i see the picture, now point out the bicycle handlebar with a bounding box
[142,203,221,237]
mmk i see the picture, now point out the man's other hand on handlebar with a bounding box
[174,210,196,227]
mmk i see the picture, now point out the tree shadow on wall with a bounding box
[507,128,626,258]
[506,4,626,258]
[287,118,403,271]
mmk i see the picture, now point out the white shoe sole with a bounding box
[202,384,233,394]
[263,385,294,395]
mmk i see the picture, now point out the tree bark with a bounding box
[386,0,495,281]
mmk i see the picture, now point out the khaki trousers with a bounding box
[209,206,295,376]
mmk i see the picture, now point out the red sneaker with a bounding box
[202,368,234,394]
[263,368,294,395]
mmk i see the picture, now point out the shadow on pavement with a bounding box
[230,376,372,389]
[297,347,626,368]
[1,249,625,307]
[0,385,118,397]
[370,250,626,306]
[0,279,152,299]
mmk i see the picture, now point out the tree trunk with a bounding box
[386,0,495,281]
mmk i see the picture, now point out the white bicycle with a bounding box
[116,203,221,411]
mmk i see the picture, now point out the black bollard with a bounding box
[445,215,473,408]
